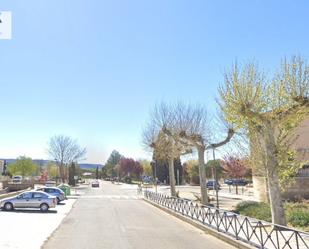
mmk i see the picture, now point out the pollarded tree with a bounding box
[163,103,234,205]
[143,103,190,197]
[218,56,309,225]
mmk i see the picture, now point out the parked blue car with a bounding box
[224,179,248,186]
[206,180,221,190]
[36,187,66,203]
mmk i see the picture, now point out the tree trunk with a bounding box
[198,147,208,205]
[68,163,76,186]
[264,121,286,226]
[60,161,65,183]
[168,158,176,197]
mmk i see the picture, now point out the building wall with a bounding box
[282,177,309,200]
[252,176,269,202]
[253,117,309,201]
[294,118,309,162]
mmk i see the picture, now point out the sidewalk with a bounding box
[150,185,255,210]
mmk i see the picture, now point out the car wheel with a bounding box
[40,203,49,212]
[4,202,13,211]
[56,197,61,204]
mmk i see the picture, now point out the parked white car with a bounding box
[12,175,23,183]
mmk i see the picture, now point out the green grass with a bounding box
[235,201,309,231]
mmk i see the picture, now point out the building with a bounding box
[253,118,309,201]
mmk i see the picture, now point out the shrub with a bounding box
[285,202,309,228]
[236,201,309,230]
[288,211,309,227]
[123,176,132,184]
[235,201,272,222]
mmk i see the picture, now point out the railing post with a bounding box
[234,214,238,240]
[259,222,264,248]
[295,231,299,249]
[216,210,219,231]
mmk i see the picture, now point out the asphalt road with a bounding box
[43,181,235,249]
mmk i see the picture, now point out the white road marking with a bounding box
[81,195,140,200]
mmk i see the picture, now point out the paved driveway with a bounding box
[43,181,235,249]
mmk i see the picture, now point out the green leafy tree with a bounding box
[96,166,99,179]
[46,161,59,179]
[140,160,152,176]
[103,150,123,177]
[205,159,223,179]
[8,156,38,177]
[218,56,309,225]
[183,160,200,184]
[68,162,76,186]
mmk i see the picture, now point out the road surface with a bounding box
[43,181,235,249]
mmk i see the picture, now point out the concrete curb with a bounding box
[143,198,256,249]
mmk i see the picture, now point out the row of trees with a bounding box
[5,135,86,184]
[143,56,309,226]
[143,102,233,203]
[183,157,250,187]
[8,156,38,177]
[6,156,84,182]
[101,150,151,182]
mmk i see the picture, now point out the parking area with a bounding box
[0,198,76,249]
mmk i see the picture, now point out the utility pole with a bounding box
[154,161,157,193]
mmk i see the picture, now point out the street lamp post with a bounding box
[212,147,219,209]
[151,160,157,194]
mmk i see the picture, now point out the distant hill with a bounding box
[78,163,104,170]
[0,159,104,170]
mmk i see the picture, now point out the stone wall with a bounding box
[281,177,309,200]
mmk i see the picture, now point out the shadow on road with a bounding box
[1,209,58,214]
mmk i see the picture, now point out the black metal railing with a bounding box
[144,191,309,249]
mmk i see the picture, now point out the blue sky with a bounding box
[1,0,309,163]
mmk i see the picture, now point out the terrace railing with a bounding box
[144,190,309,249]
